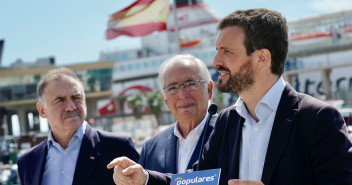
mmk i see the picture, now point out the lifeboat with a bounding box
[180,39,201,48]
[290,31,333,49]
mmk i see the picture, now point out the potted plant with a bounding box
[126,94,144,119]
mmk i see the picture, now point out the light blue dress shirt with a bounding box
[235,77,286,181]
[41,121,87,185]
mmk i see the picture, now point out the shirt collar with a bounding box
[47,121,87,148]
[234,76,286,122]
[174,112,209,140]
[259,76,286,111]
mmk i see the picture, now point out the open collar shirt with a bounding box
[235,77,286,181]
[41,121,87,185]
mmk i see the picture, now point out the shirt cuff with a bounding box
[144,170,149,185]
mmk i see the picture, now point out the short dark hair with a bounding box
[37,67,83,103]
[219,8,288,75]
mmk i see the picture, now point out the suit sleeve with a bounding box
[17,156,25,185]
[139,142,147,168]
[123,136,140,163]
[147,170,171,185]
[309,105,352,184]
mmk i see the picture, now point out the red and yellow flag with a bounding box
[106,0,169,39]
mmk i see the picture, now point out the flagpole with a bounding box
[172,0,180,54]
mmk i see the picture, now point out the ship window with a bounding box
[119,66,125,72]
[135,63,141,69]
[122,54,128,60]
[151,60,158,66]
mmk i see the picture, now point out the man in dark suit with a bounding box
[108,8,352,185]
[17,67,139,185]
[138,54,217,174]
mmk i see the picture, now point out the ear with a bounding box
[255,48,271,69]
[37,102,47,118]
[208,81,213,99]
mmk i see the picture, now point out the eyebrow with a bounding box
[165,79,196,86]
[219,46,232,51]
[53,93,82,101]
[165,82,178,88]
[53,96,64,101]
[72,93,82,97]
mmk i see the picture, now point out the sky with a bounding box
[1,0,352,67]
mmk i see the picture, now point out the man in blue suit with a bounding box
[17,67,139,185]
[138,54,217,174]
[108,8,352,185]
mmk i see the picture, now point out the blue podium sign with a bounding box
[170,169,221,185]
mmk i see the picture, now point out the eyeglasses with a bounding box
[163,79,206,95]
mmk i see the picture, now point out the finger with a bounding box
[113,173,128,185]
[107,158,121,169]
[121,164,141,176]
[113,176,131,185]
[107,156,136,169]
[121,164,147,185]
[113,175,132,185]
[114,166,133,184]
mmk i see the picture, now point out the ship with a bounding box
[98,1,352,117]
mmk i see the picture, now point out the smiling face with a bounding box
[163,61,212,124]
[37,76,87,136]
[213,26,255,94]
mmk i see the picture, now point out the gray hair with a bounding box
[158,54,212,95]
[37,67,84,105]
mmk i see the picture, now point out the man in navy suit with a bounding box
[138,54,217,174]
[108,9,352,185]
[17,67,139,185]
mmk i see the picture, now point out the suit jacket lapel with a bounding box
[72,124,100,185]
[31,140,48,185]
[165,126,178,173]
[229,109,244,180]
[261,84,298,184]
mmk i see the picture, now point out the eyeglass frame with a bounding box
[162,79,207,95]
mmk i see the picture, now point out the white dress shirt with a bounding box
[41,121,87,185]
[235,77,286,181]
[174,112,209,173]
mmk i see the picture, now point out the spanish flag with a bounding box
[106,0,169,39]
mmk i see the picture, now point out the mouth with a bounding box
[218,70,230,81]
[65,115,79,119]
[219,71,229,77]
[217,66,230,80]
[177,103,195,109]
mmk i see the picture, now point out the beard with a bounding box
[217,58,255,94]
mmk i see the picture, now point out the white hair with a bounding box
[158,54,212,96]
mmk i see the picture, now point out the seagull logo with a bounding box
[173,177,186,185]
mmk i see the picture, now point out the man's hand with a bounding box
[228,179,264,185]
[107,156,148,185]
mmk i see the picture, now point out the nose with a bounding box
[176,85,190,99]
[65,99,77,111]
[213,51,222,68]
